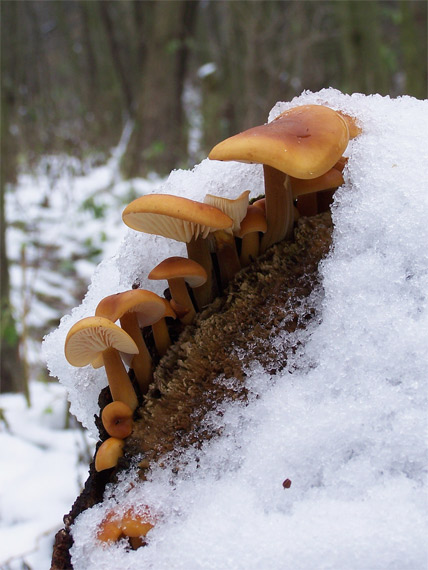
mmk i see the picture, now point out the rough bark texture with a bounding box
[51,212,333,569]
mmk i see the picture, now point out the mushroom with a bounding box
[101,401,134,439]
[236,205,267,266]
[290,167,345,217]
[95,289,166,395]
[209,104,356,252]
[97,507,155,543]
[151,298,177,357]
[64,316,139,411]
[148,257,207,325]
[204,190,250,288]
[95,437,124,472]
[122,194,233,308]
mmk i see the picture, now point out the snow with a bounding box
[0,382,95,568]
[8,87,428,568]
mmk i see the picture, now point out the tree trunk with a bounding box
[121,0,199,178]
[0,55,25,395]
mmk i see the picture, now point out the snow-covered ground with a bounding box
[1,127,161,568]
[0,382,94,569]
[2,88,428,569]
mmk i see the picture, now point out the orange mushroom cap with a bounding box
[95,437,124,472]
[101,401,134,439]
[122,194,233,242]
[209,104,350,179]
[148,257,208,288]
[95,289,166,328]
[289,167,344,198]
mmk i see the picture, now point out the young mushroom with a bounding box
[64,316,139,411]
[101,401,134,439]
[148,257,207,325]
[122,194,233,308]
[95,437,125,472]
[95,289,166,396]
[209,104,359,252]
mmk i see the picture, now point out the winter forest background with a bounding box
[0,1,427,567]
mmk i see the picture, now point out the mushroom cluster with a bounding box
[63,103,361,545]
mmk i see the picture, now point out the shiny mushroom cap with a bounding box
[209,104,350,179]
[95,437,124,472]
[101,401,134,439]
[64,316,138,367]
[204,190,250,233]
[122,194,233,242]
[96,289,166,327]
[148,256,207,288]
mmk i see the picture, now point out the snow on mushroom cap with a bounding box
[122,194,233,242]
[64,316,138,367]
[209,104,350,179]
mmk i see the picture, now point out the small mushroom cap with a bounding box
[95,437,124,471]
[96,289,166,327]
[236,205,267,238]
[122,194,233,242]
[204,190,250,233]
[148,256,208,288]
[64,316,138,367]
[101,401,134,439]
[290,168,344,198]
[209,104,350,179]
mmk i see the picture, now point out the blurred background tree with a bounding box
[1,0,427,393]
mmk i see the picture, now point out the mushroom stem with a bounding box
[167,278,196,325]
[102,347,139,411]
[186,236,216,308]
[296,193,318,217]
[120,312,153,395]
[152,318,171,357]
[260,166,294,253]
[212,230,241,290]
[240,232,261,267]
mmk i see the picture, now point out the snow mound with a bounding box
[45,88,428,569]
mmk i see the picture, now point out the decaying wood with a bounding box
[51,212,333,569]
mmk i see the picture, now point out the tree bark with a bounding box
[121,1,199,178]
[0,34,25,394]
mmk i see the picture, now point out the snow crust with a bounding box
[44,88,428,569]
